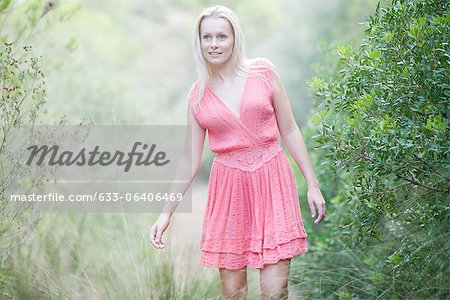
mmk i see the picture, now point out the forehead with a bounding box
[200,17,233,34]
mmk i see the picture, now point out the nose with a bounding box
[210,37,219,48]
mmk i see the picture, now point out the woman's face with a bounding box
[199,16,235,67]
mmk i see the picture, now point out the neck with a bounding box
[209,61,237,83]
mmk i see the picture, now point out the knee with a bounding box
[260,284,289,300]
[222,284,248,300]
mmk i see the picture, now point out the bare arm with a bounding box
[150,95,206,249]
[158,98,206,218]
[271,64,326,225]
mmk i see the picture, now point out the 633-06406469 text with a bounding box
[9,192,183,202]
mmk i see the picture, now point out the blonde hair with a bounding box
[191,5,264,106]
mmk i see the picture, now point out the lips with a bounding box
[209,52,222,55]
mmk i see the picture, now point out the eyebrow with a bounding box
[201,32,228,35]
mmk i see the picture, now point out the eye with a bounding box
[202,34,212,41]
[218,34,227,41]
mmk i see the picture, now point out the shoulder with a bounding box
[246,57,279,87]
[246,57,276,70]
[246,57,277,81]
[188,80,199,101]
[187,80,202,110]
[189,80,199,93]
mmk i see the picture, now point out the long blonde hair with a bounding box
[191,5,261,106]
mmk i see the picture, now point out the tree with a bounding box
[306,0,449,298]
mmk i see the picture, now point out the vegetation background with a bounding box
[0,0,448,299]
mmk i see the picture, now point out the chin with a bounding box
[205,55,232,66]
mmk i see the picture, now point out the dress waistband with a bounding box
[213,142,283,172]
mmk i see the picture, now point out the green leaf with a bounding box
[0,0,11,13]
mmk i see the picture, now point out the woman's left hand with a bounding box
[307,186,326,224]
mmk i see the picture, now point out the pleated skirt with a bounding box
[199,143,308,270]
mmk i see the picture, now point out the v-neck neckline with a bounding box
[206,74,250,121]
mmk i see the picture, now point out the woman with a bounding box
[150,5,326,299]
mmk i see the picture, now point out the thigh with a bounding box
[259,258,291,297]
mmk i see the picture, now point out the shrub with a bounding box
[307,0,449,298]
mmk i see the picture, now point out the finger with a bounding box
[314,203,326,224]
[155,227,165,247]
[153,234,165,249]
[151,225,162,248]
[314,213,325,224]
[149,225,158,248]
[308,199,316,217]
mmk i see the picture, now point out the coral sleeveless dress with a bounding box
[189,57,308,270]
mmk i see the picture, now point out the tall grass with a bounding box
[4,213,221,299]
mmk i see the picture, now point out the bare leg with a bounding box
[219,267,248,300]
[259,258,291,300]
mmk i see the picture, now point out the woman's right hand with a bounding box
[150,214,171,249]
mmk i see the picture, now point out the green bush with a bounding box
[305,0,449,298]
[0,1,56,297]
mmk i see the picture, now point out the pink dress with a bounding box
[189,57,308,270]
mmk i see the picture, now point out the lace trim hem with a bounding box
[199,237,308,270]
[200,222,308,253]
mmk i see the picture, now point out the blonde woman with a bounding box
[150,5,326,299]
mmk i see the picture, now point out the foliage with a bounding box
[0,1,60,298]
[305,0,449,298]
[0,2,221,299]
[4,0,447,298]
[0,0,48,265]
[5,213,220,299]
